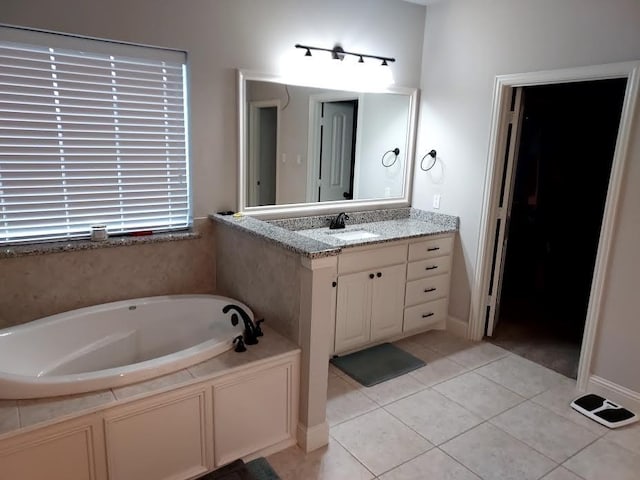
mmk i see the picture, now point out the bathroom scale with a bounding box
[570,393,638,429]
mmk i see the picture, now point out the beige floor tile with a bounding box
[441,423,557,480]
[360,373,426,406]
[530,379,609,435]
[331,408,433,475]
[385,388,483,445]
[490,401,598,462]
[267,437,374,480]
[409,357,468,387]
[326,374,378,427]
[541,466,585,480]
[446,343,509,369]
[0,400,19,435]
[392,338,443,362]
[475,354,566,398]
[379,448,481,480]
[433,371,524,419]
[408,330,477,355]
[605,420,640,456]
[564,438,640,480]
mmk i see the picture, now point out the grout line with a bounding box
[437,447,485,480]
[328,431,378,478]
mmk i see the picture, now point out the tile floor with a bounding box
[267,330,640,480]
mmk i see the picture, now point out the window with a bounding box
[0,27,190,245]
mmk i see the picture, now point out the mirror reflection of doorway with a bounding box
[313,99,358,202]
[248,101,278,206]
[486,78,627,378]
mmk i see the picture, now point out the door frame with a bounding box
[469,61,640,391]
[248,99,281,206]
[306,92,363,203]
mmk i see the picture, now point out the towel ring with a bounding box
[420,149,437,171]
[381,147,400,167]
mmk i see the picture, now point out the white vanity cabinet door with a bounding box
[104,387,211,480]
[212,357,298,466]
[370,263,407,342]
[334,270,373,353]
[0,415,107,480]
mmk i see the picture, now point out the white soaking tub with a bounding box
[0,294,252,399]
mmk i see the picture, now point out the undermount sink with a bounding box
[327,230,380,241]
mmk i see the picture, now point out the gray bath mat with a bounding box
[330,342,425,387]
[199,457,280,480]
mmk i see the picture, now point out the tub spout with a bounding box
[222,304,259,345]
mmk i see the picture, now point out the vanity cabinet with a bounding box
[404,235,453,333]
[334,244,407,353]
[332,234,454,354]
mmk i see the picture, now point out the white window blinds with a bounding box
[0,27,190,245]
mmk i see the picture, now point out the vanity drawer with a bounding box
[408,235,453,261]
[407,255,452,281]
[403,298,449,332]
[405,274,450,306]
[338,244,407,275]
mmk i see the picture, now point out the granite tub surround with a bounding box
[209,207,459,257]
[0,229,199,259]
[0,325,298,439]
[211,213,338,259]
[0,218,216,329]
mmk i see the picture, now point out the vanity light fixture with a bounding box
[294,43,395,66]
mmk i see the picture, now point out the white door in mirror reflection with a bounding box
[248,101,279,206]
[318,100,357,202]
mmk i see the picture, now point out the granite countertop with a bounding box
[209,207,459,258]
[0,326,299,440]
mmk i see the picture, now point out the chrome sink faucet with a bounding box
[329,212,349,229]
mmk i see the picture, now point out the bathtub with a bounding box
[0,294,251,399]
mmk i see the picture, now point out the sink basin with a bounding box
[328,230,380,241]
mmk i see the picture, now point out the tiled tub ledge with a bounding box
[209,207,459,256]
[0,326,298,440]
[0,230,200,259]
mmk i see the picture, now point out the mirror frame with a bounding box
[237,69,419,218]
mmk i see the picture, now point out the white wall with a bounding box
[1,0,426,218]
[415,0,640,391]
[356,93,410,199]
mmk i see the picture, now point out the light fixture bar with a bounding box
[294,43,395,65]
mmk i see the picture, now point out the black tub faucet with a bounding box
[329,212,349,229]
[222,304,259,345]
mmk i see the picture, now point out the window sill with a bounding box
[0,231,200,259]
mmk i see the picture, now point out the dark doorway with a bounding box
[489,78,627,378]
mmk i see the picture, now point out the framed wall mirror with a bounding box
[237,70,419,217]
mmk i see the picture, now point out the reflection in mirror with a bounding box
[239,71,418,215]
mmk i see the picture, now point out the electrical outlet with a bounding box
[433,194,441,209]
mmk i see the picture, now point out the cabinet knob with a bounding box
[427,246,440,252]
[369,273,375,279]
[332,281,337,287]
[376,272,382,278]
[422,312,434,318]
[425,265,438,271]
[424,287,436,293]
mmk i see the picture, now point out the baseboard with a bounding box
[446,315,469,339]
[296,421,329,453]
[588,375,640,413]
